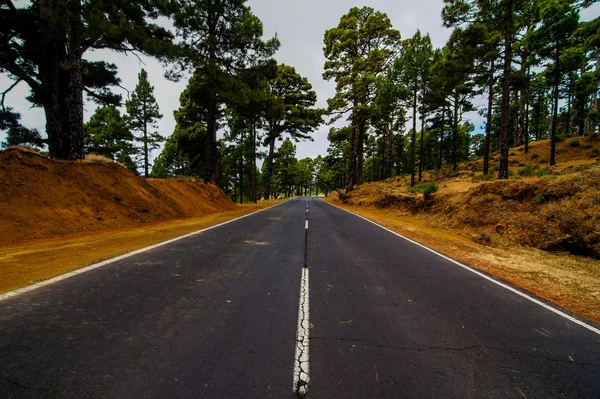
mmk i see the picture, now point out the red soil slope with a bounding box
[0,149,236,244]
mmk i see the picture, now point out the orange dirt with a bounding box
[0,148,236,244]
[0,148,280,293]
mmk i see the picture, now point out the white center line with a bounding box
[305,220,309,229]
[293,266,310,395]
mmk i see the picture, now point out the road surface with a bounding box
[1,197,599,398]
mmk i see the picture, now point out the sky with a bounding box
[1,1,599,162]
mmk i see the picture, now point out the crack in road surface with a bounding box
[293,201,310,397]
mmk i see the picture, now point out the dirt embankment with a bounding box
[0,148,236,245]
[335,136,600,259]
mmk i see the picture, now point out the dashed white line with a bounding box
[322,200,600,336]
[293,266,310,395]
[305,220,309,230]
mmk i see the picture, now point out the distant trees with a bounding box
[263,64,322,199]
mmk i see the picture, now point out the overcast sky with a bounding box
[1,1,598,162]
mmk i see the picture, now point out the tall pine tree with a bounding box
[126,69,164,177]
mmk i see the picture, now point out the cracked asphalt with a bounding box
[1,197,600,398]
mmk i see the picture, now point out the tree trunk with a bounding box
[451,94,460,171]
[524,84,530,154]
[143,99,149,177]
[484,60,494,175]
[251,120,257,203]
[585,53,599,134]
[239,129,244,204]
[418,111,425,182]
[512,87,521,147]
[385,126,393,178]
[357,115,366,185]
[40,0,69,159]
[438,105,445,170]
[498,0,513,179]
[66,0,84,160]
[346,117,358,191]
[550,43,560,166]
[264,132,276,200]
[565,73,573,137]
[410,88,417,186]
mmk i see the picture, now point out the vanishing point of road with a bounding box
[1,197,599,398]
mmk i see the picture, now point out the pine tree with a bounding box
[126,69,164,177]
[323,6,400,191]
[0,0,178,160]
[392,30,434,186]
[171,0,279,184]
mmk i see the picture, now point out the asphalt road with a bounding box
[1,197,599,398]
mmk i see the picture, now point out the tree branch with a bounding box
[1,78,21,111]
[0,61,41,94]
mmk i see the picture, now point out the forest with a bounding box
[1,0,598,203]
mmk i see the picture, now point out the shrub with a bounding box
[531,153,540,159]
[483,194,496,203]
[536,167,551,176]
[569,139,581,147]
[518,164,535,176]
[582,144,593,149]
[591,148,600,156]
[474,173,494,181]
[533,194,546,204]
[412,181,439,199]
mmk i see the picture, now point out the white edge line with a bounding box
[321,199,600,336]
[0,200,291,302]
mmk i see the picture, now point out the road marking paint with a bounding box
[322,200,600,336]
[305,220,309,230]
[0,201,290,303]
[293,266,310,395]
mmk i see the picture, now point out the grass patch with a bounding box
[412,181,439,199]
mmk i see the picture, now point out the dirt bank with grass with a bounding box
[327,136,600,322]
[0,148,280,293]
